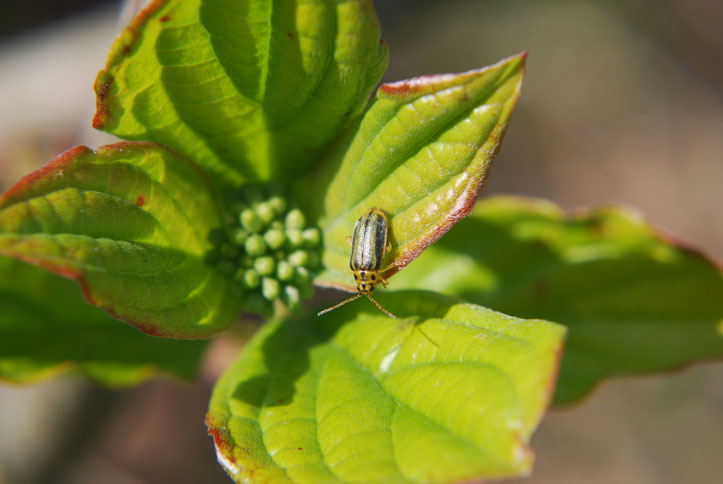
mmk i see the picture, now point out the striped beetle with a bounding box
[318,208,396,319]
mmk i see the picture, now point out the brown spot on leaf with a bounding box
[286,31,294,39]
[136,195,145,207]
[160,15,171,22]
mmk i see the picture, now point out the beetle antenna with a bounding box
[317,294,362,316]
[366,295,397,319]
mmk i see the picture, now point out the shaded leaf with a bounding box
[0,142,240,338]
[391,196,723,404]
[0,256,206,385]
[94,0,388,185]
[207,290,565,483]
[314,54,525,290]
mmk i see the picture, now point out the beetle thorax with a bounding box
[353,269,378,294]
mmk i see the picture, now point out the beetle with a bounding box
[318,208,397,319]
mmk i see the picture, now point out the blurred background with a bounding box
[0,0,721,483]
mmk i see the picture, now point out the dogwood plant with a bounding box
[1,1,721,483]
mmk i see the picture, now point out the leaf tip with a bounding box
[0,145,91,207]
[93,0,169,130]
[513,435,535,476]
[206,414,241,478]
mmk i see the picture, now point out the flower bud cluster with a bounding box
[204,184,320,314]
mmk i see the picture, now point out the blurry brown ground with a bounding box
[0,1,721,483]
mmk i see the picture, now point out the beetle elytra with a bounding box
[318,208,396,319]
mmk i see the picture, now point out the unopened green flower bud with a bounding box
[283,285,301,310]
[288,250,309,267]
[263,228,286,250]
[240,208,263,233]
[216,182,322,314]
[302,228,320,247]
[268,195,286,215]
[294,266,311,284]
[276,260,295,281]
[285,229,304,248]
[244,234,266,257]
[256,201,275,225]
[243,269,260,289]
[285,209,305,230]
[262,277,280,300]
[254,256,276,276]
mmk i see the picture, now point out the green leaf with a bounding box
[0,142,240,338]
[94,0,388,185]
[207,291,565,483]
[314,54,526,290]
[391,196,723,404]
[0,255,206,385]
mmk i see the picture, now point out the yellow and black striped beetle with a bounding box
[318,208,396,319]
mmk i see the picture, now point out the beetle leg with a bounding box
[386,239,392,253]
[380,263,396,273]
[346,236,353,246]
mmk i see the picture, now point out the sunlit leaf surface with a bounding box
[208,291,565,483]
[315,54,525,291]
[94,0,388,185]
[0,142,239,338]
[391,196,723,404]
